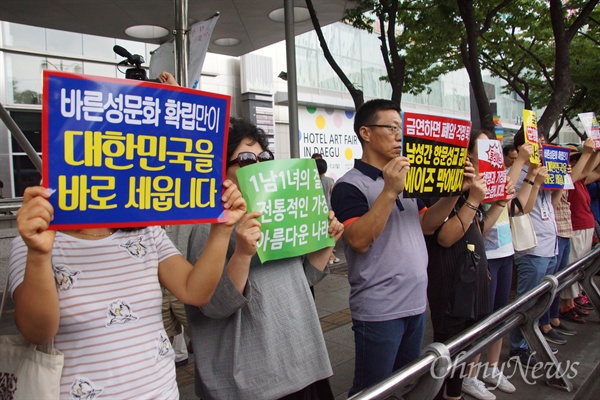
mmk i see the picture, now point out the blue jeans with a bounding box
[510,254,557,351]
[349,313,426,397]
[488,256,514,312]
[550,237,571,319]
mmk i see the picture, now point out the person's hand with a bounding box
[17,186,56,254]
[517,142,534,162]
[234,211,262,256]
[534,166,548,185]
[327,210,344,242]
[504,176,516,199]
[583,137,595,154]
[382,157,410,195]
[528,164,541,177]
[156,71,179,86]
[467,173,487,205]
[221,180,246,227]
[567,164,572,175]
[461,158,476,192]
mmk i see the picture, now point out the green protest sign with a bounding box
[236,158,334,262]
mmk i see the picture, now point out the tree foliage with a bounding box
[479,0,599,140]
[309,0,598,139]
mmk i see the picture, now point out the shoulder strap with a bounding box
[509,197,525,217]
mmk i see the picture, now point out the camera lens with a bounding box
[126,68,148,81]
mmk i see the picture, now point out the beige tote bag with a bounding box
[509,198,538,251]
[0,277,64,399]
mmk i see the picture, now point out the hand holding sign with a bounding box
[327,210,344,242]
[518,142,534,163]
[504,176,516,199]
[461,158,476,193]
[17,186,57,254]
[468,173,487,205]
[383,156,410,196]
[234,211,262,256]
[220,180,247,227]
[535,166,549,185]
[583,137,595,155]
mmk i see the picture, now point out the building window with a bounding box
[46,28,83,55]
[5,53,45,105]
[1,22,45,51]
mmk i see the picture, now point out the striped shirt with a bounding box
[9,226,180,399]
[555,190,573,238]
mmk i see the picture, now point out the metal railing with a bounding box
[0,197,21,221]
[350,245,600,400]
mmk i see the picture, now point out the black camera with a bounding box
[114,45,157,82]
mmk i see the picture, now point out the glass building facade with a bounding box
[0,22,158,197]
[0,20,525,198]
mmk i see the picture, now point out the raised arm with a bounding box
[226,211,262,293]
[513,166,540,213]
[12,186,60,344]
[571,138,597,183]
[340,157,409,253]
[523,167,548,214]
[156,71,180,86]
[508,142,533,184]
[585,169,600,185]
[420,159,476,235]
[436,173,486,248]
[158,180,245,306]
[482,177,516,234]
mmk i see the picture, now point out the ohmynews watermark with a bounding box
[430,351,580,387]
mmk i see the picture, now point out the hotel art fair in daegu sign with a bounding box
[42,70,231,230]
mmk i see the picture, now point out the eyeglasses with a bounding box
[364,124,402,136]
[226,150,274,168]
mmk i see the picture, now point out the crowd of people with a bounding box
[6,92,598,400]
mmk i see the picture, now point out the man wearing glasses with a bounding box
[331,99,474,396]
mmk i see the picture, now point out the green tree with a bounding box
[307,0,598,140]
[479,0,598,139]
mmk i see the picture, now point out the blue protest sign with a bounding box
[542,145,569,190]
[42,71,230,229]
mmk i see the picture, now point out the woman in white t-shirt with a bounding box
[9,182,245,399]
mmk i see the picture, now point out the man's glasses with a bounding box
[364,124,402,136]
[226,150,274,168]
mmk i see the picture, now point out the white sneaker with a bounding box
[462,378,496,400]
[483,369,516,393]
